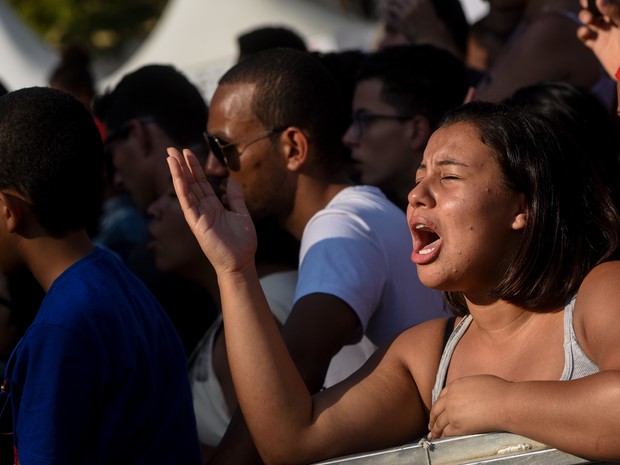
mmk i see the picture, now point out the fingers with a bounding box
[599,0,620,24]
[167,148,198,219]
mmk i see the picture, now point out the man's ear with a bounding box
[280,127,309,172]
[0,191,25,234]
[511,193,528,231]
[409,115,433,152]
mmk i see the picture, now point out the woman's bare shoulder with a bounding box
[390,317,458,404]
[573,261,620,365]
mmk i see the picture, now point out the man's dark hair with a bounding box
[356,44,468,128]
[441,101,620,315]
[93,64,208,147]
[0,87,104,237]
[219,48,347,171]
[237,26,307,60]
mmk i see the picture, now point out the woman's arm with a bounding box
[429,262,620,461]
[167,148,435,464]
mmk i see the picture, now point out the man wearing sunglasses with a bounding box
[342,44,469,211]
[202,48,445,465]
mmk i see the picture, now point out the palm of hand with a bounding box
[167,147,257,274]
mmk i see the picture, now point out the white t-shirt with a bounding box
[294,186,445,386]
[190,270,298,446]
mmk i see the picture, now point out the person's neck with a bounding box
[26,230,95,292]
[283,171,353,240]
[464,296,561,343]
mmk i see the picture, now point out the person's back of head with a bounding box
[356,44,469,128]
[219,48,347,171]
[237,26,307,62]
[93,64,208,148]
[0,87,104,237]
[48,43,96,109]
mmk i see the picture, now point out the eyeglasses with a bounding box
[103,116,156,146]
[205,127,287,167]
[350,109,412,138]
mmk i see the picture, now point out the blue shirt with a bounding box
[5,247,200,464]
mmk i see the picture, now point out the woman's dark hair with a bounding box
[504,81,620,210]
[440,101,620,315]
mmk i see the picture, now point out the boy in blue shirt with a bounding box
[0,87,200,464]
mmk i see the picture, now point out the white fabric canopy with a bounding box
[0,0,57,91]
[98,0,488,99]
[0,0,488,97]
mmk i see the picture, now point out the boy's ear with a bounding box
[0,191,26,234]
[280,127,309,172]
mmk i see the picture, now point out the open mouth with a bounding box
[414,223,441,255]
[409,219,442,264]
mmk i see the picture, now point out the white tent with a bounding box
[98,0,488,99]
[0,0,58,91]
[98,0,379,98]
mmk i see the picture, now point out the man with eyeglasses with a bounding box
[342,44,469,211]
[92,64,216,357]
[200,48,445,465]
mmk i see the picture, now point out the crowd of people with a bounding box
[1,0,620,463]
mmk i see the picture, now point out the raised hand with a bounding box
[577,0,620,79]
[166,147,257,275]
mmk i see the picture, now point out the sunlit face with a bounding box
[407,122,526,298]
[147,187,207,279]
[206,83,295,222]
[342,79,418,192]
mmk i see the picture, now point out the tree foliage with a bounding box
[7,0,168,56]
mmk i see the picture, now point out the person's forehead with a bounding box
[353,78,394,109]
[210,83,257,121]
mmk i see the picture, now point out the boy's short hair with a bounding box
[93,64,208,148]
[356,44,468,129]
[0,87,104,237]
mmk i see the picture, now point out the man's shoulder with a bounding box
[315,185,403,221]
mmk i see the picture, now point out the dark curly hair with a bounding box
[0,87,104,237]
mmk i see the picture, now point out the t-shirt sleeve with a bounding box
[294,211,387,332]
[10,324,99,464]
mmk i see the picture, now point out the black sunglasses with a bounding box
[205,127,287,167]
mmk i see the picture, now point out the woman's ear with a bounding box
[511,193,528,231]
[280,127,309,172]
